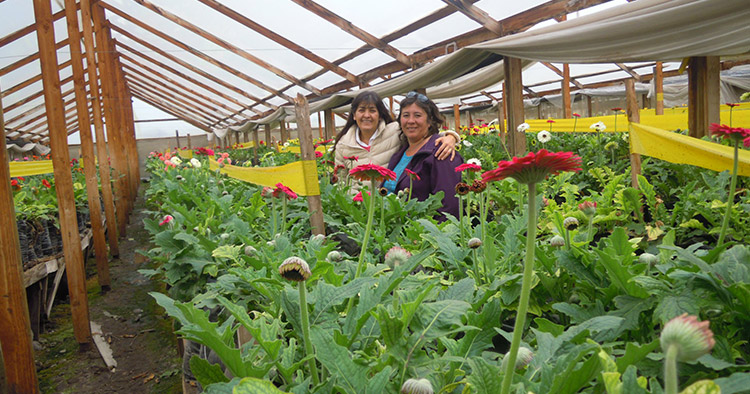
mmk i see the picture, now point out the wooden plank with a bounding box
[706,56,721,127]
[654,62,664,115]
[625,78,641,188]
[130,89,213,133]
[23,259,59,288]
[615,62,641,81]
[688,57,707,138]
[280,121,287,144]
[46,261,66,317]
[110,24,270,113]
[453,104,460,133]
[442,0,503,35]
[264,124,272,146]
[1,60,71,99]
[0,83,39,390]
[90,321,117,371]
[504,57,525,156]
[197,0,359,85]
[126,79,218,126]
[294,94,326,236]
[562,63,571,118]
[34,0,91,345]
[64,0,111,289]
[290,0,410,66]
[324,108,334,140]
[252,127,260,164]
[132,0,321,96]
[0,38,69,77]
[111,38,137,215]
[0,5,71,48]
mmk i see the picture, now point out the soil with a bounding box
[34,189,184,393]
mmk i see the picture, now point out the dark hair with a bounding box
[332,91,393,157]
[397,93,445,144]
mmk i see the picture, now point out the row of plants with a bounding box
[142,126,749,393]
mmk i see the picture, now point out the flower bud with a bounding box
[385,246,412,269]
[379,187,389,196]
[220,233,230,241]
[469,179,487,193]
[661,313,714,362]
[244,245,257,256]
[563,217,579,231]
[578,201,597,216]
[501,347,534,371]
[326,250,342,262]
[455,182,470,196]
[467,238,482,249]
[549,235,565,247]
[401,378,433,394]
[279,256,311,282]
[222,190,229,196]
[638,252,658,265]
[310,234,325,243]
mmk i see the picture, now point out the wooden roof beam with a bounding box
[196,0,360,85]
[615,62,641,81]
[2,59,73,99]
[541,62,584,89]
[119,55,248,123]
[4,74,76,114]
[130,89,213,133]
[0,38,69,77]
[99,3,283,107]
[5,82,78,126]
[289,0,411,66]
[110,24,268,115]
[0,3,78,47]
[131,0,322,96]
[126,79,219,126]
[442,0,504,36]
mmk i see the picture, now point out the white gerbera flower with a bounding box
[590,121,607,132]
[537,130,552,143]
[170,156,182,165]
[283,142,290,147]
[517,122,530,133]
[467,158,482,167]
[462,140,473,147]
[190,158,201,168]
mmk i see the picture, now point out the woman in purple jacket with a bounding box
[383,91,463,220]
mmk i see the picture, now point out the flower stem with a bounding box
[298,282,320,386]
[500,182,538,394]
[717,138,739,245]
[664,343,679,394]
[564,228,572,251]
[345,178,377,314]
[408,178,413,201]
[281,198,288,232]
[458,195,465,245]
[272,198,278,235]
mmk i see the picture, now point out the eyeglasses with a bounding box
[405,91,429,103]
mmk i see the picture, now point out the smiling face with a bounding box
[354,102,380,134]
[399,103,430,143]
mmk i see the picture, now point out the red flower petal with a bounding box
[482,149,581,185]
[272,182,298,199]
[455,163,482,173]
[404,168,421,181]
[349,164,396,183]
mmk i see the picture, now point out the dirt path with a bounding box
[35,188,183,393]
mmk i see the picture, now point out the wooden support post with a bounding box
[34,0,91,345]
[64,0,110,288]
[0,83,40,394]
[654,62,664,115]
[467,111,473,127]
[280,121,287,143]
[80,0,119,257]
[317,112,323,139]
[264,124,271,145]
[504,57,526,156]
[93,4,128,236]
[625,79,642,189]
[497,99,505,134]
[294,94,325,236]
[587,95,593,117]
[113,55,139,208]
[562,63,571,118]
[389,96,395,120]
[453,104,460,133]
[252,127,260,164]
[175,130,181,148]
[187,133,192,149]
[324,108,334,140]
[688,56,720,138]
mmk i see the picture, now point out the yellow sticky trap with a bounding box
[629,123,750,176]
[177,150,194,159]
[209,158,320,196]
[9,160,54,177]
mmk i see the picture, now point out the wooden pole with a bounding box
[453,104,460,133]
[175,130,181,148]
[113,51,138,211]
[294,94,325,236]
[654,62,664,115]
[252,127,260,164]
[0,83,40,394]
[389,96,395,120]
[264,124,271,145]
[587,95,593,117]
[317,111,323,139]
[504,57,526,156]
[688,56,720,138]
[34,0,91,344]
[280,121,287,143]
[93,4,128,235]
[562,63,571,118]
[497,98,505,134]
[625,79,642,189]
[324,108,334,140]
[80,0,119,257]
[64,0,110,288]
[187,133,192,149]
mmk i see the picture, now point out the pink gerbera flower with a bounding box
[353,190,370,202]
[482,149,582,185]
[159,215,174,226]
[404,168,420,181]
[42,179,52,188]
[726,103,740,108]
[343,155,359,161]
[709,123,750,145]
[455,163,482,173]
[349,164,396,183]
[272,183,298,200]
[315,151,323,158]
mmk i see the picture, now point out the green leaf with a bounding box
[174,232,200,244]
[438,278,476,302]
[466,357,503,394]
[309,327,368,394]
[365,366,393,394]
[190,355,230,386]
[413,300,472,341]
[696,354,736,370]
[653,291,700,323]
[233,377,291,393]
[679,380,720,394]
[595,250,648,298]
[615,340,659,373]
[212,244,242,262]
[714,372,750,394]
[621,365,648,394]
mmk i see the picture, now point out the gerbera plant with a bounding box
[482,149,581,394]
[709,123,750,245]
[572,113,580,132]
[661,314,714,394]
[272,182,298,235]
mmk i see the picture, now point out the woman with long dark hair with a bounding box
[333,91,458,191]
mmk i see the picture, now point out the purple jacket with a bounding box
[387,133,463,220]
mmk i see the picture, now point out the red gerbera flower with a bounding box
[334,164,346,173]
[11,179,20,189]
[572,113,581,117]
[404,168,420,181]
[726,103,740,108]
[272,183,298,200]
[482,149,582,185]
[42,179,52,188]
[611,107,623,112]
[547,119,555,124]
[349,164,396,183]
[18,177,25,181]
[343,155,359,161]
[455,163,482,173]
[315,151,323,158]
[159,215,174,226]
[353,190,370,202]
[709,123,750,143]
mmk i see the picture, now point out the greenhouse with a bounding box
[1,0,750,393]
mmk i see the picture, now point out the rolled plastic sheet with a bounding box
[209,158,320,196]
[629,123,750,176]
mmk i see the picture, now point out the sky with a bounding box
[0,0,643,144]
